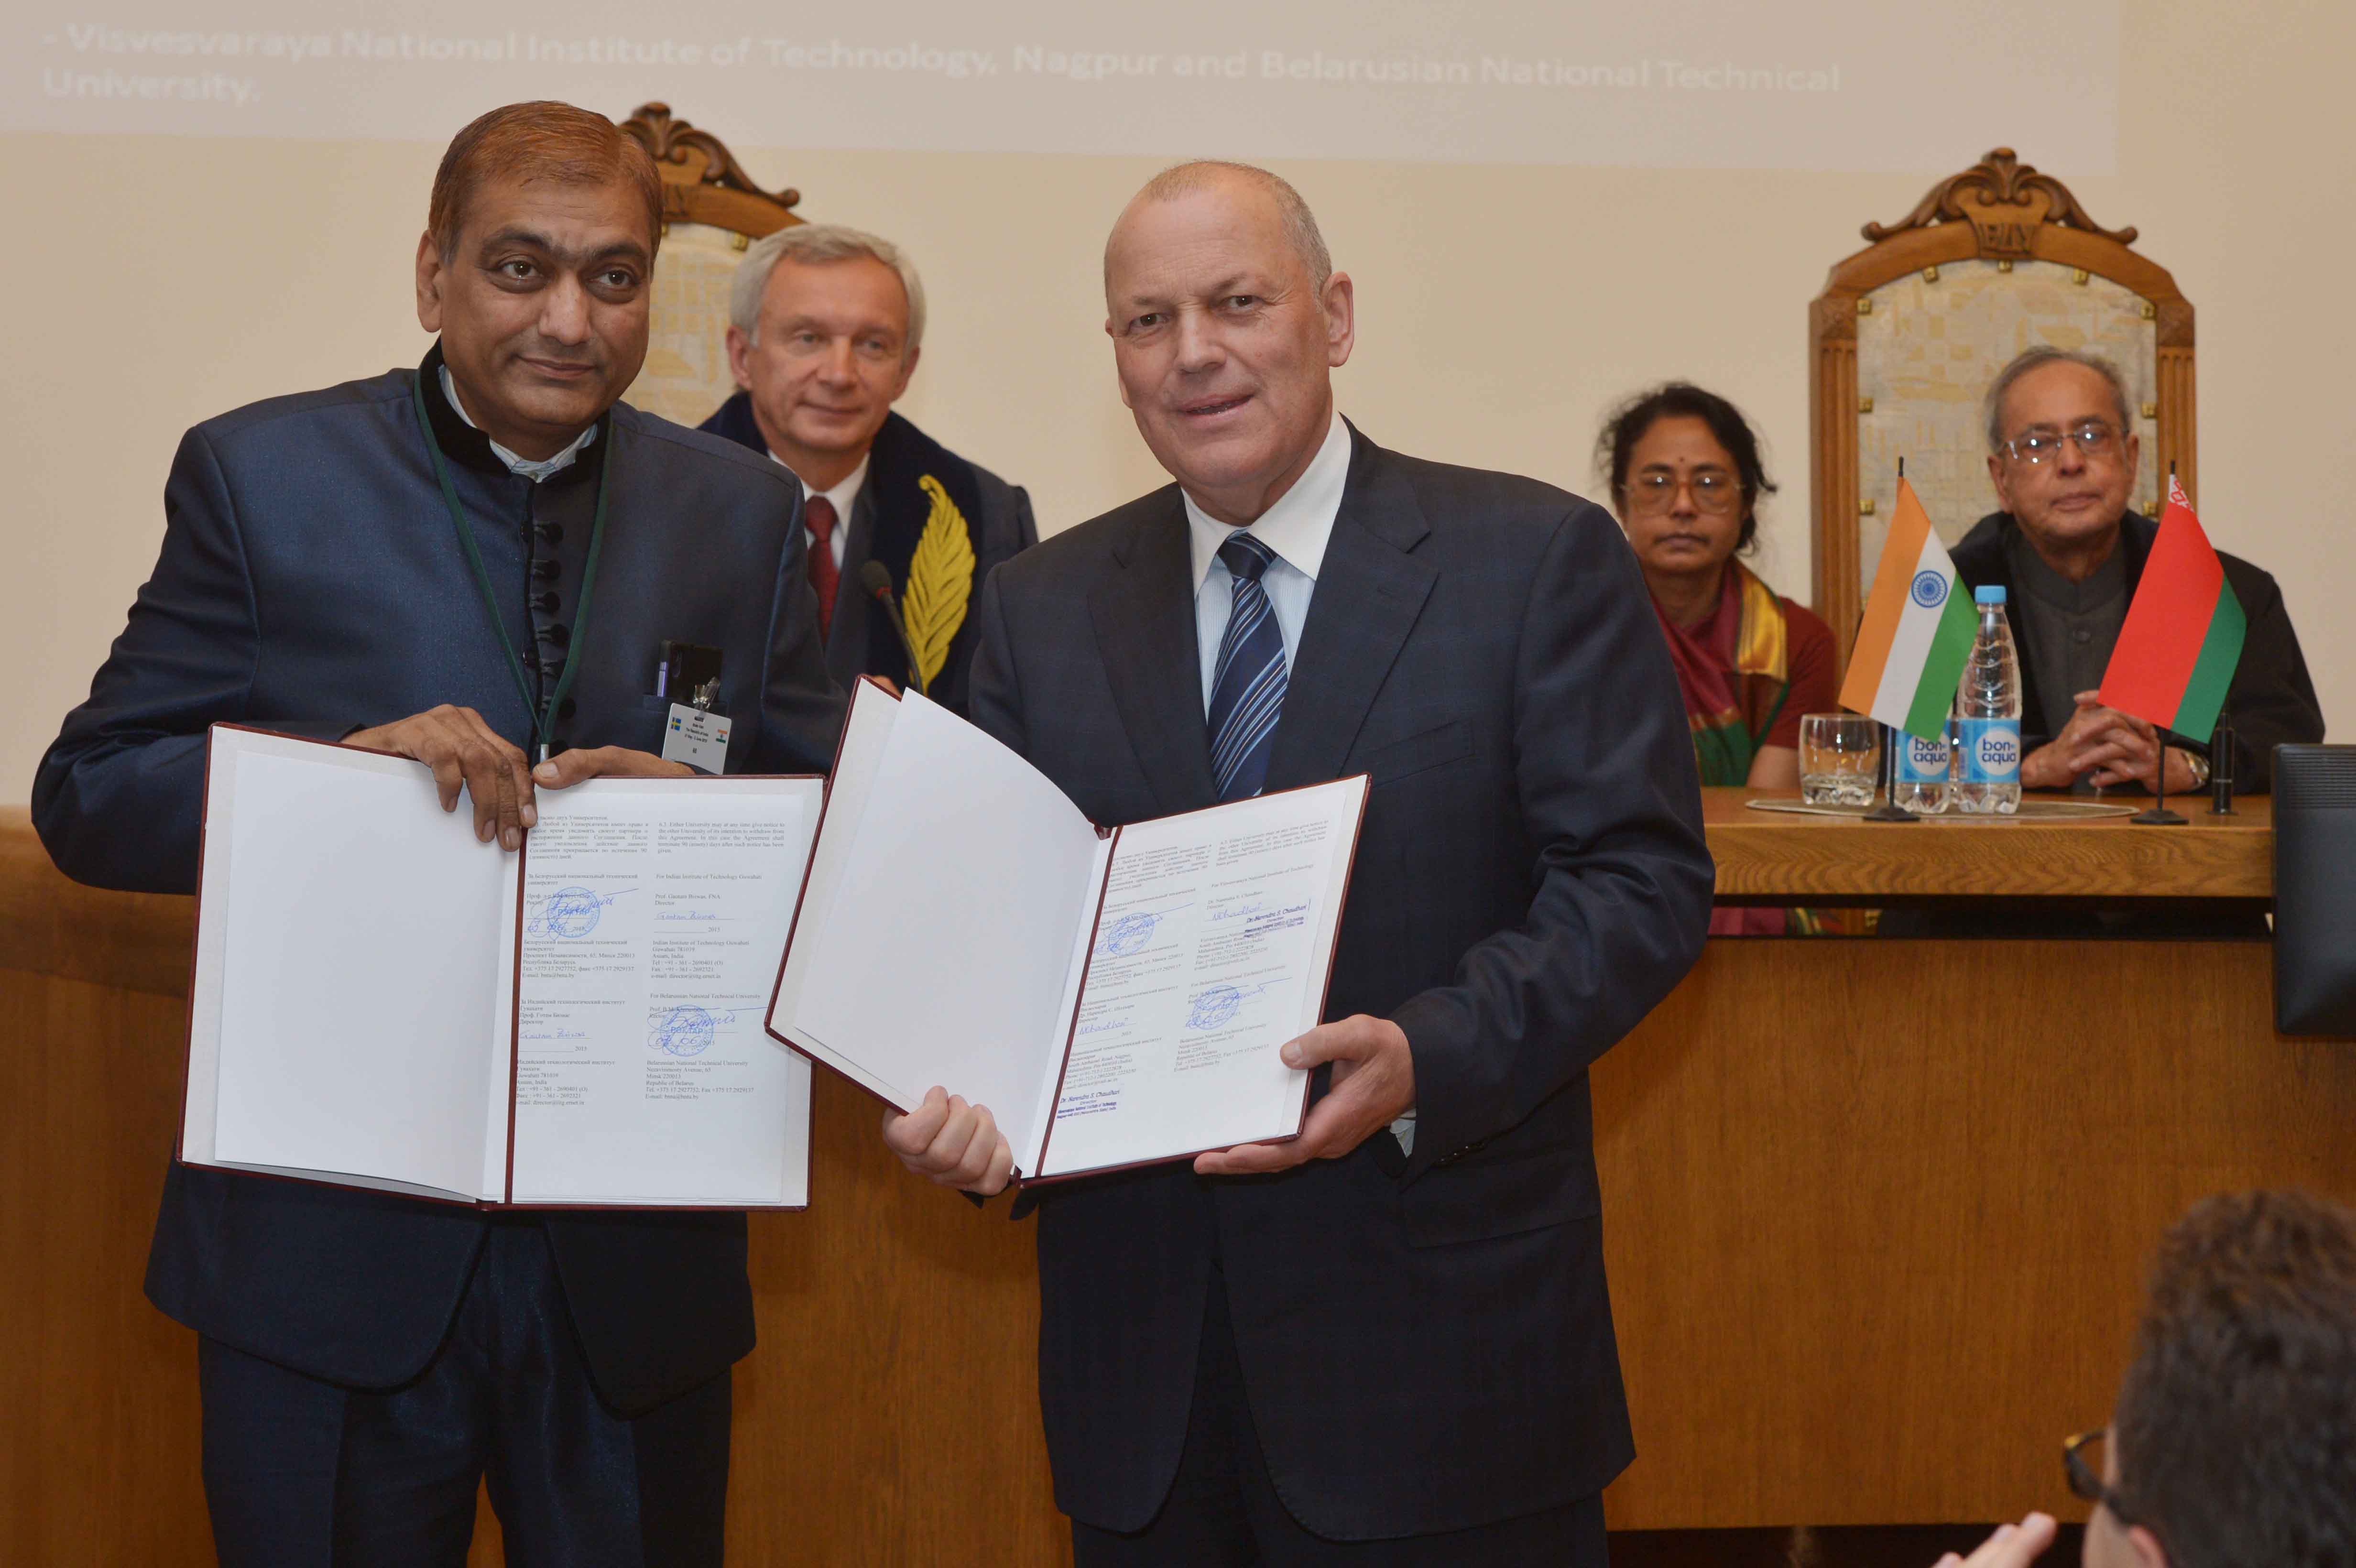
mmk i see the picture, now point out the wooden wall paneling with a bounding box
[11,808,2346,1549]
[0,810,1068,1566]
[1593,938,2356,1528]
[0,967,209,1566]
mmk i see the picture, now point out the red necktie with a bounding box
[805,494,840,641]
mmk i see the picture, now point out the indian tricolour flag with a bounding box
[2097,474,2246,741]
[1837,476,1975,741]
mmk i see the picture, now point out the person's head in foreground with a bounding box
[415,100,663,459]
[1982,346,2142,573]
[1944,1189,2356,1568]
[1102,159,1354,524]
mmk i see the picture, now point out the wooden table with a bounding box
[1702,788,2274,902]
[1592,789,2350,1529]
[5,791,2349,1560]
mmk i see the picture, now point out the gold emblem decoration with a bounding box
[901,476,975,695]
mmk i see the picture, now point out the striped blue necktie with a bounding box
[1207,532,1288,801]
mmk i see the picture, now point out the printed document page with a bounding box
[508,779,820,1205]
[206,737,507,1198]
[782,691,1105,1164]
[1036,777,1367,1178]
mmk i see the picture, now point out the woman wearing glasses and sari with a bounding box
[1597,383,1839,936]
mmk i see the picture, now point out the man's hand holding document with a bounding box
[768,680,1368,1189]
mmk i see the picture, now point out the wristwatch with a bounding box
[2180,748,2212,789]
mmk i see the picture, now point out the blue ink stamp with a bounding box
[1102,912,1157,956]
[542,886,603,939]
[648,1005,714,1057]
[1187,984,1241,1031]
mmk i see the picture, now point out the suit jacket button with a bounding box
[557,697,578,720]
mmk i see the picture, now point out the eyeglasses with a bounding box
[2002,421,2120,466]
[2063,1428,2139,1526]
[1629,470,1742,515]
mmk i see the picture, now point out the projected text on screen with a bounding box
[16,0,2118,174]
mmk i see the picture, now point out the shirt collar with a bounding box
[439,363,597,482]
[774,450,871,523]
[2005,518,2128,611]
[1185,411,1352,595]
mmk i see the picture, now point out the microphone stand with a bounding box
[858,561,928,697]
[2208,708,2237,816]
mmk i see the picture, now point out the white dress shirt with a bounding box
[1181,412,1416,1151]
[773,450,868,572]
[438,366,596,481]
[1184,410,1351,710]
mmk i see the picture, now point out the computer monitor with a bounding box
[2272,745,2356,1036]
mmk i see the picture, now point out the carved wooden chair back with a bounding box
[617,102,803,429]
[1809,149,2192,653]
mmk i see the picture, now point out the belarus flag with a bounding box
[1838,477,1975,741]
[2097,475,2246,741]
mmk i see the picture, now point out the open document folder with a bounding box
[768,681,1369,1184]
[183,726,820,1209]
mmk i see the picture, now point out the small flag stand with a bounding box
[1864,727,1917,822]
[2131,736,2189,825]
[1862,457,1924,822]
[2104,459,2242,828]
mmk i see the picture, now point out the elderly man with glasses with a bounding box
[1950,347,2321,793]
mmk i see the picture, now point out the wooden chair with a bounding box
[616,103,803,428]
[1809,148,2193,650]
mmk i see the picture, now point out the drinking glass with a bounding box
[1799,714,1881,806]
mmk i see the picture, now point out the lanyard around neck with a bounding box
[411,372,612,762]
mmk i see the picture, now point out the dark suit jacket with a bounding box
[33,358,843,1413]
[699,395,1036,715]
[968,426,1714,1537]
[1952,510,2323,791]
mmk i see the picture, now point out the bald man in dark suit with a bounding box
[885,162,1713,1564]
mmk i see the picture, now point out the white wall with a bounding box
[6,0,2350,801]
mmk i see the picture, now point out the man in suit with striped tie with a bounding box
[883,162,1713,1564]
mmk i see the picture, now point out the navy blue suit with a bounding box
[34,350,843,1563]
[969,427,1713,1553]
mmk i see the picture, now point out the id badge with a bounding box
[661,704,732,772]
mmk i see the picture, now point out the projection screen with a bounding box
[19,0,2117,172]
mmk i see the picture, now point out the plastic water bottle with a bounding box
[1888,722,1954,814]
[1952,585,2023,814]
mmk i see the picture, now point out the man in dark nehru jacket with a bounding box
[885,161,1713,1564]
[701,222,1035,714]
[1956,346,2322,794]
[33,101,840,1565]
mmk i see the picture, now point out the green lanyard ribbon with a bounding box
[411,372,613,762]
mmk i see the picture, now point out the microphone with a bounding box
[858,560,927,696]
